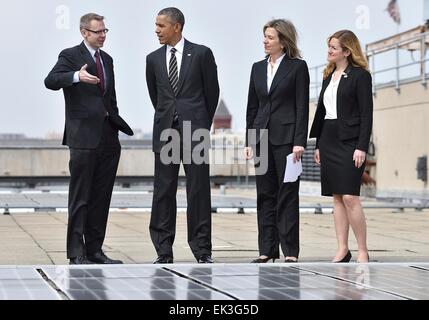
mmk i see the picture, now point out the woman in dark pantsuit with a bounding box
[244,19,309,263]
[309,30,373,263]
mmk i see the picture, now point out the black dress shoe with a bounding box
[69,256,93,265]
[87,251,123,264]
[333,250,352,263]
[251,257,276,263]
[198,255,213,263]
[153,255,174,264]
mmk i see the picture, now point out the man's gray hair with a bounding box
[158,7,185,31]
[80,13,104,30]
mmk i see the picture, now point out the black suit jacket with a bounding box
[45,42,133,149]
[246,57,310,147]
[146,39,220,153]
[309,65,373,152]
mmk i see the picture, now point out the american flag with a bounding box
[386,0,401,24]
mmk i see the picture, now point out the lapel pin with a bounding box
[187,53,192,57]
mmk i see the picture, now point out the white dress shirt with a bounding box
[323,75,341,120]
[166,37,185,78]
[267,53,285,92]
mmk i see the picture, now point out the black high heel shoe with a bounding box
[333,250,352,263]
[251,257,276,263]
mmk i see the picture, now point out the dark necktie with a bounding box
[95,51,105,92]
[169,48,179,94]
[169,48,179,123]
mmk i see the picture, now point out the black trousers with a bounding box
[67,118,120,258]
[255,142,300,258]
[150,124,212,260]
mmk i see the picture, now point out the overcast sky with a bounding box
[0,0,425,138]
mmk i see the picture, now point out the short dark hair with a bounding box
[158,7,185,31]
[80,13,104,30]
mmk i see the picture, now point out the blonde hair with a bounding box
[263,19,301,59]
[323,30,369,79]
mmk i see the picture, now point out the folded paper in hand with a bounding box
[283,153,302,183]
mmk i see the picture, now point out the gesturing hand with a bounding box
[78,64,100,85]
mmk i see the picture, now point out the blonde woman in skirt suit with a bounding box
[309,30,373,263]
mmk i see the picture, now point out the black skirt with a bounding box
[319,119,365,196]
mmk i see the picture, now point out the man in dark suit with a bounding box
[146,7,220,264]
[45,13,133,265]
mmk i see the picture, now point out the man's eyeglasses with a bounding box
[85,28,109,35]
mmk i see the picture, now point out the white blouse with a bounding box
[323,76,341,120]
[267,54,285,92]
